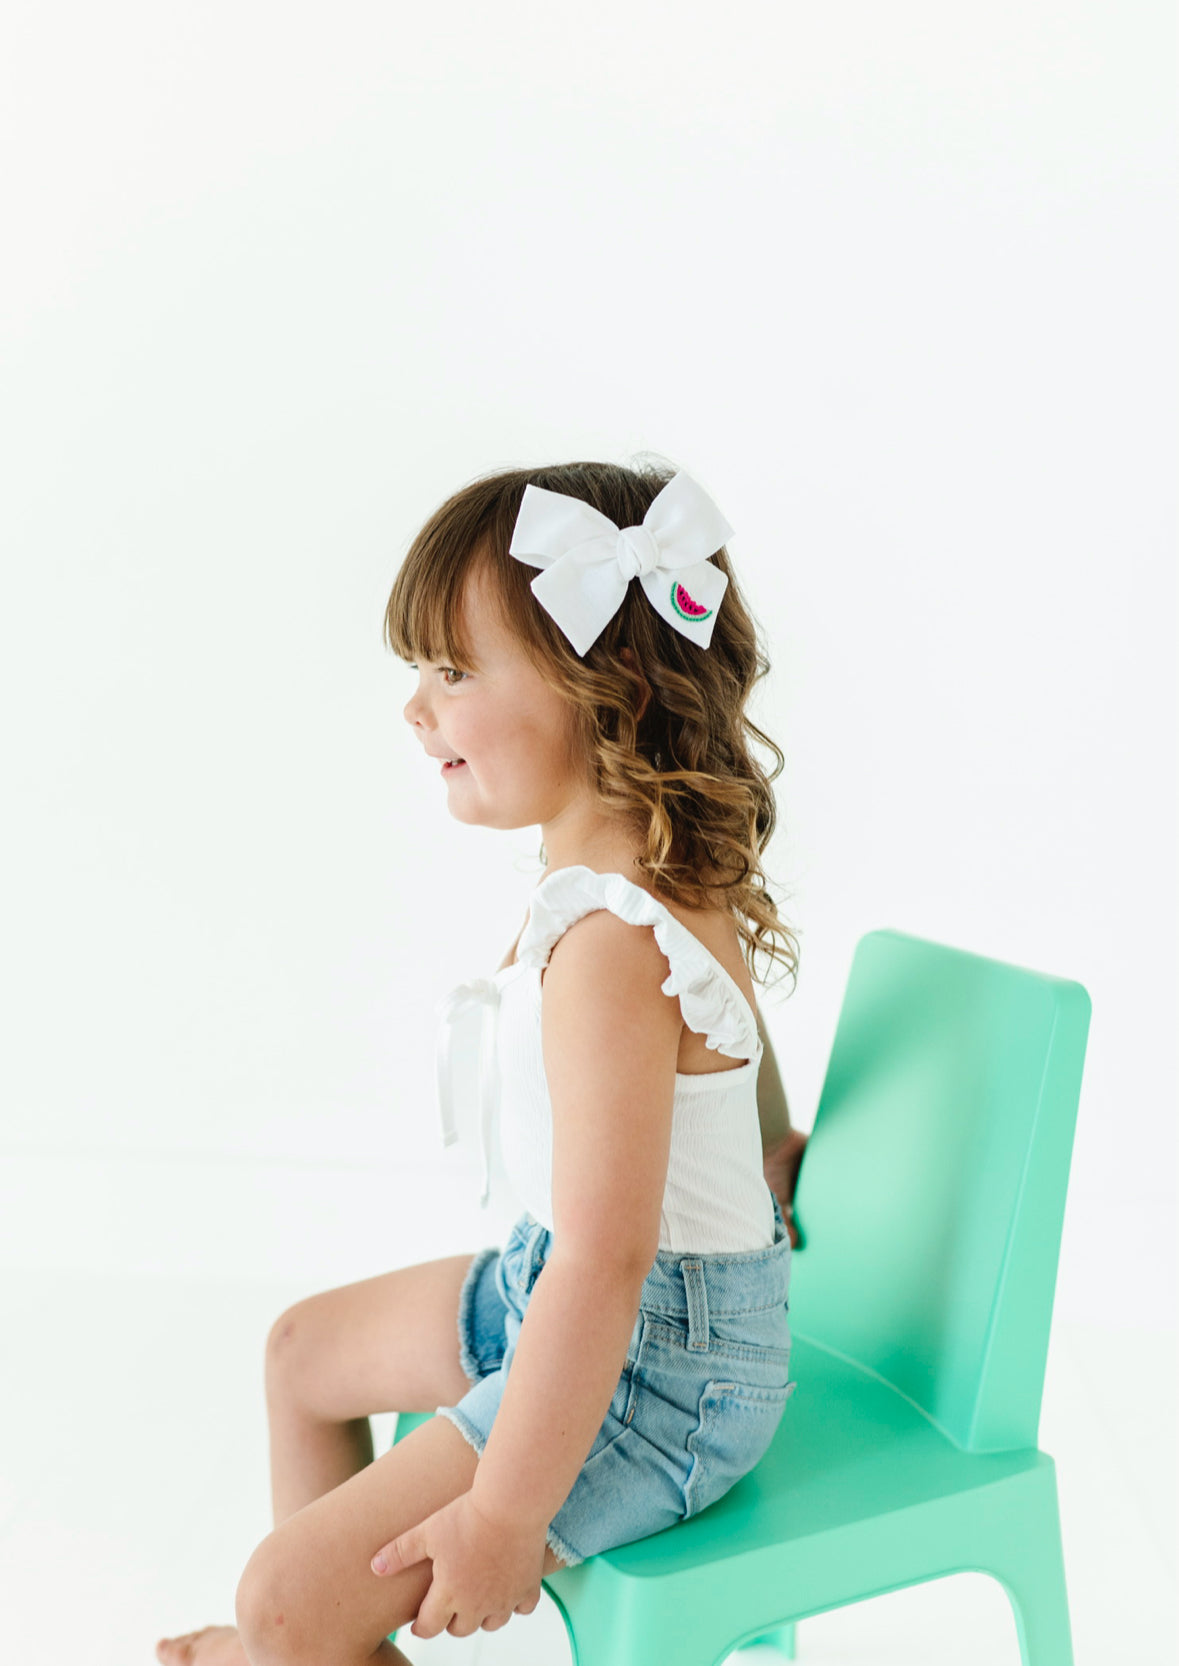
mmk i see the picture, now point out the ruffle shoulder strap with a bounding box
[515,865,761,1064]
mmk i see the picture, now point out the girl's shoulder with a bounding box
[517,864,761,1068]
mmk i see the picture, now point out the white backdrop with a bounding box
[1,2,1174,1348]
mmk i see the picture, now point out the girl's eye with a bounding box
[407,662,467,686]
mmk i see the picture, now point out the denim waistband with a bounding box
[519,1189,792,1319]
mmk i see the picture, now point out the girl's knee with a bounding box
[263,1300,316,1401]
[235,1534,304,1666]
[235,1531,347,1666]
[235,1521,426,1666]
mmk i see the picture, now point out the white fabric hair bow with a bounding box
[507,469,733,656]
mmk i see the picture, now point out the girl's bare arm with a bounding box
[470,911,680,1534]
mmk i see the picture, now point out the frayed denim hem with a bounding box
[434,1403,485,1455]
[543,1522,584,1569]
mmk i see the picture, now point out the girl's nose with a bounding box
[403,684,427,726]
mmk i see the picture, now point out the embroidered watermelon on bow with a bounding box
[671,581,712,621]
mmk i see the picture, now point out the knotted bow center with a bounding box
[436,976,500,1024]
[615,524,662,581]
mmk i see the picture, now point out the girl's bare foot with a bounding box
[156,1624,249,1665]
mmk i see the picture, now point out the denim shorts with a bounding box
[434,1188,798,1569]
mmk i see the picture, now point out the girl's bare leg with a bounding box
[155,1253,489,1666]
[155,1395,404,1666]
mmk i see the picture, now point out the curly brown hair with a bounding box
[384,457,800,996]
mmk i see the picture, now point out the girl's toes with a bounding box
[156,1625,243,1666]
[156,1630,196,1663]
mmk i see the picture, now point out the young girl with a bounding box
[156,459,808,1666]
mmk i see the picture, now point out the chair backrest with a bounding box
[787,929,1091,1454]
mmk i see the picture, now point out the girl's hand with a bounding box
[763,1128,809,1248]
[370,1490,547,1640]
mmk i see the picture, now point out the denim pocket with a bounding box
[640,1305,792,1378]
[682,1377,794,1519]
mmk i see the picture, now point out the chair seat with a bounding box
[592,1334,1049,1579]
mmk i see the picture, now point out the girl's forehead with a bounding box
[454,567,522,657]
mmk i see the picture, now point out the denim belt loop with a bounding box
[680,1258,710,1351]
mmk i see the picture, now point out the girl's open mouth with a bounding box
[441,759,466,773]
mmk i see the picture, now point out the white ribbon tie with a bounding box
[434,977,501,1208]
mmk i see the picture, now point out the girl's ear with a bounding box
[619,646,652,722]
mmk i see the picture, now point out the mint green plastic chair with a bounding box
[391,928,1091,1664]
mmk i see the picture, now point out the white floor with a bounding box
[0,1270,1173,1666]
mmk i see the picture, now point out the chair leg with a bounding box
[989,1482,1075,1666]
[994,1560,1074,1666]
[736,1621,797,1658]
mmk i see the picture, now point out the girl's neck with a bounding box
[539,847,646,884]
[538,852,732,915]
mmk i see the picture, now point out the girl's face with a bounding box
[402,564,592,839]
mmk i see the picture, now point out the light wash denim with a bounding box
[434,1187,798,1568]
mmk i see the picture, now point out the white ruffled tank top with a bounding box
[433,865,775,1254]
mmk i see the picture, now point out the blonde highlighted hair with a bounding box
[384,457,800,995]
